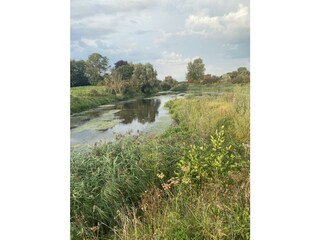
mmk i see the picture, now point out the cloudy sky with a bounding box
[71,0,250,81]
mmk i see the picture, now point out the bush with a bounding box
[177,126,243,186]
[170,83,188,92]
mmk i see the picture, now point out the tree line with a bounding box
[186,58,250,84]
[71,53,250,92]
[70,53,178,94]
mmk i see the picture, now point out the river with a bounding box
[71,94,182,147]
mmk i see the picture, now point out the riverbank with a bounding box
[70,83,250,239]
[70,83,237,114]
[71,86,144,114]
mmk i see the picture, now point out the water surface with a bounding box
[71,95,179,146]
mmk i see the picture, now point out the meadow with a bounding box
[70,83,250,239]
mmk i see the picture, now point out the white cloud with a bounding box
[154,51,194,81]
[154,30,174,44]
[154,4,249,45]
[156,51,189,64]
[71,41,85,53]
[222,43,239,51]
[71,13,120,32]
[71,0,158,20]
[81,38,98,48]
[71,0,250,76]
[185,4,249,40]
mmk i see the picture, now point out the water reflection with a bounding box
[71,95,178,146]
[115,98,161,124]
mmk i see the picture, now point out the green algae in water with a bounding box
[71,110,121,133]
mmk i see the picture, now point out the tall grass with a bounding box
[71,136,156,239]
[70,131,195,239]
[113,169,250,240]
[171,82,236,93]
[112,84,250,239]
[167,84,250,145]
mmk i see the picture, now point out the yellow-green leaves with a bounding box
[177,126,242,186]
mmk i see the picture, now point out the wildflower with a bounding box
[157,172,165,179]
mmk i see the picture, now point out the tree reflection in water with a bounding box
[115,98,161,124]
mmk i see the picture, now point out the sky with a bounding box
[71,0,250,81]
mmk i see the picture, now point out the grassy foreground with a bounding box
[71,83,250,239]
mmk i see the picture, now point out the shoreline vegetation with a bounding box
[71,82,238,115]
[71,82,250,239]
[71,86,141,114]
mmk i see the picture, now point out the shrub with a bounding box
[177,126,243,186]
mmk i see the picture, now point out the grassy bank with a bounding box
[71,86,141,114]
[171,82,236,94]
[71,83,236,114]
[70,83,250,239]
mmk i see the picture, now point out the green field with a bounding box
[70,83,250,239]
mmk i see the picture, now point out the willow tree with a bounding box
[132,63,158,94]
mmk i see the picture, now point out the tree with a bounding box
[132,63,158,94]
[115,64,134,80]
[186,58,206,83]
[85,53,109,85]
[228,67,250,84]
[203,74,219,84]
[105,71,127,95]
[70,60,89,87]
[220,73,231,82]
[161,76,178,90]
[114,60,128,69]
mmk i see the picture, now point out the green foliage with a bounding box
[71,54,162,95]
[203,74,220,84]
[114,60,128,69]
[71,137,160,239]
[113,168,250,240]
[115,64,134,81]
[160,75,178,91]
[70,86,117,114]
[178,126,242,186]
[227,67,250,84]
[132,63,159,94]
[86,53,110,85]
[186,58,206,83]
[70,60,89,87]
[170,82,189,92]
